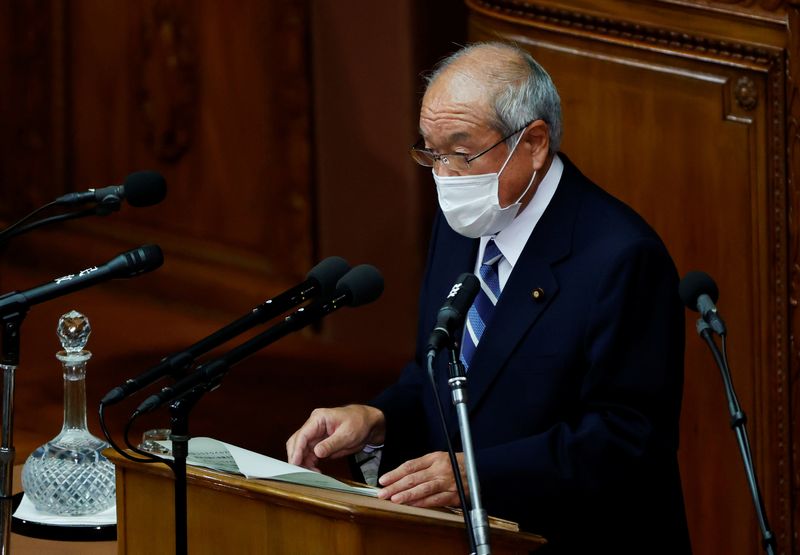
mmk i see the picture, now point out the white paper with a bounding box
[157,437,378,498]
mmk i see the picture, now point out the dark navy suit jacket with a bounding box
[370,156,691,553]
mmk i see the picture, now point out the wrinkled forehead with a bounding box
[420,70,496,136]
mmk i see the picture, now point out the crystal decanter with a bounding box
[21,310,116,515]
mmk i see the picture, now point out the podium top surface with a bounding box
[107,449,546,549]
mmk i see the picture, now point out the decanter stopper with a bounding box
[21,310,116,516]
[57,310,91,354]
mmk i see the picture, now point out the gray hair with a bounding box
[425,42,563,152]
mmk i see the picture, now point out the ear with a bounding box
[522,120,551,171]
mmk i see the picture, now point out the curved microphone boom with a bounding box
[135,264,384,414]
[679,270,726,335]
[101,256,351,406]
[55,171,167,208]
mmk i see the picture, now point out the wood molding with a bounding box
[656,0,788,22]
[766,47,791,554]
[466,0,781,67]
[786,2,800,553]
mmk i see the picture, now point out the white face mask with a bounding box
[433,133,536,238]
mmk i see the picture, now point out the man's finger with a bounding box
[301,451,321,472]
[287,428,313,465]
[379,455,431,486]
[386,478,442,504]
[313,436,336,459]
[378,465,436,500]
[286,432,303,465]
[287,414,327,465]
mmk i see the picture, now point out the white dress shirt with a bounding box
[473,154,564,288]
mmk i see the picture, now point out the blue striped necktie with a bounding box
[460,239,503,370]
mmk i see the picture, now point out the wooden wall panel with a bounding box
[0,0,65,213]
[0,0,468,485]
[547,48,770,555]
[467,1,793,553]
[0,0,467,363]
[61,0,315,302]
[308,0,425,357]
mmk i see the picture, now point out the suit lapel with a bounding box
[465,158,585,413]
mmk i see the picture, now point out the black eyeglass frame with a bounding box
[410,119,536,170]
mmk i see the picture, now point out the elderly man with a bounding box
[287,42,690,553]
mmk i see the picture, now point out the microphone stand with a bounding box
[425,352,477,555]
[0,309,26,555]
[125,383,210,555]
[696,319,776,555]
[446,346,491,555]
[167,386,206,555]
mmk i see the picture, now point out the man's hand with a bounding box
[377,452,467,508]
[286,405,385,471]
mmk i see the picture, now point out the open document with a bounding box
[156,437,378,498]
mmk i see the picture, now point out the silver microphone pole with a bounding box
[447,347,491,555]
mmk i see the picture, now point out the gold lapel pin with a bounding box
[531,287,545,302]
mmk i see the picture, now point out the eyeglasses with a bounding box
[409,121,534,172]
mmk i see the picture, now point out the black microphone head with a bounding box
[442,273,480,317]
[123,171,167,207]
[306,256,350,296]
[336,264,383,307]
[679,270,719,311]
[116,244,164,277]
[426,273,480,354]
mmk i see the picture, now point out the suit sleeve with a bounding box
[365,212,446,472]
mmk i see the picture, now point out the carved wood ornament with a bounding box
[735,75,759,110]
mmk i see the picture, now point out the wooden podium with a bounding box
[108,450,545,554]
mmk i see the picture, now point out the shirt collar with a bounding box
[480,153,564,268]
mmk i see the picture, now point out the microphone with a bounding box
[426,273,480,354]
[100,256,351,406]
[55,171,167,208]
[679,270,727,335]
[0,245,163,316]
[134,264,383,414]
[421,273,482,552]
[684,272,777,554]
[333,264,384,308]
